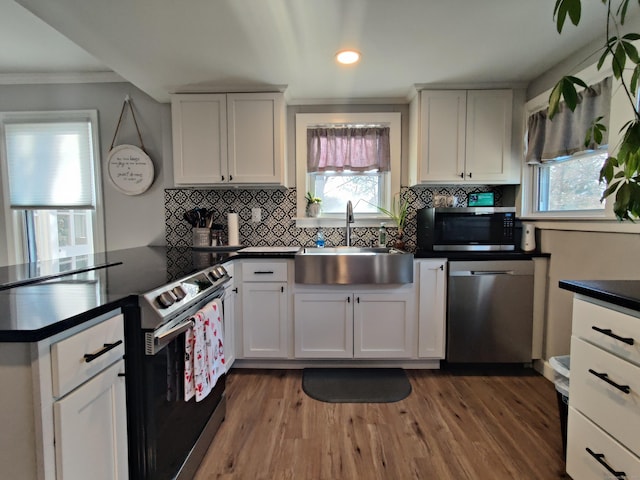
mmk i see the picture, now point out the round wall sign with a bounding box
[106,144,154,195]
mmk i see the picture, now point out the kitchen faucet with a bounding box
[345,200,354,246]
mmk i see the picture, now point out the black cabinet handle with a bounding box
[232,287,238,293]
[592,326,634,345]
[347,297,351,303]
[459,172,464,178]
[356,297,360,303]
[586,447,627,479]
[588,369,631,394]
[230,175,233,181]
[254,271,274,275]
[221,175,225,181]
[468,172,473,179]
[84,340,123,363]
[118,372,126,377]
[440,264,444,271]
[281,286,284,293]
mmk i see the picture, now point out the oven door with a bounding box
[143,332,225,479]
[141,294,227,479]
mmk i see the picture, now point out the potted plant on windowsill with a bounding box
[305,192,322,217]
[377,193,409,249]
[550,0,640,220]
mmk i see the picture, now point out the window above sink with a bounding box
[295,112,401,227]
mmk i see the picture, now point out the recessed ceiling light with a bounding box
[336,50,361,65]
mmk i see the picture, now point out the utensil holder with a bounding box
[192,228,210,247]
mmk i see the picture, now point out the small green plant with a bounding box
[305,191,322,205]
[550,0,640,220]
[377,193,409,234]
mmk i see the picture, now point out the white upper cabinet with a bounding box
[172,94,227,185]
[172,92,287,187]
[409,89,519,185]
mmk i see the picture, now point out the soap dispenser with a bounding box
[378,223,387,247]
[316,229,325,248]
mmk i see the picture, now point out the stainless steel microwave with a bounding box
[416,207,516,251]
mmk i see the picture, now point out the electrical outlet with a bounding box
[251,207,261,223]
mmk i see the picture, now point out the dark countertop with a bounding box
[0,246,236,342]
[559,280,640,312]
[0,244,549,342]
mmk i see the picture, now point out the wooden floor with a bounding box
[194,368,568,480]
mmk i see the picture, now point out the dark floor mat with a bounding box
[302,368,412,403]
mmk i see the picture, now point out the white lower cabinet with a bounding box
[294,293,353,358]
[417,259,447,359]
[566,296,640,479]
[240,260,290,358]
[294,290,416,359]
[53,360,128,480]
[0,309,127,480]
[353,293,415,358]
[242,282,288,357]
[567,407,640,480]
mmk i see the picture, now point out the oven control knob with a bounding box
[208,269,220,281]
[171,286,187,301]
[156,291,176,309]
[216,266,227,277]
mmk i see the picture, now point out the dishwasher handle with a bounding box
[449,270,515,276]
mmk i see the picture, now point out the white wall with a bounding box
[0,82,171,266]
[541,230,640,358]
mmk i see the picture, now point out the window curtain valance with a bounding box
[526,77,611,164]
[307,126,390,172]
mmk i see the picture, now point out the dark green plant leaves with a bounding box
[616,0,631,24]
[631,64,640,96]
[605,122,640,219]
[613,42,627,78]
[548,76,588,119]
[552,0,640,220]
[599,155,618,184]
[585,116,607,147]
[554,0,582,33]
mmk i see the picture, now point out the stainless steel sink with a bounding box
[295,246,413,284]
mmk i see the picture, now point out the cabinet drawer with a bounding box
[567,407,640,480]
[570,336,640,457]
[573,297,640,366]
[242,261,288,282]
[51,314,125,398]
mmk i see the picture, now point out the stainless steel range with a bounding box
[127,263,231,480]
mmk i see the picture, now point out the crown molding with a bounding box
[0,71,125,85]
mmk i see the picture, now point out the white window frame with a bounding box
[295,112,401,227]
[0,110,105,264]
[521,62,619,222]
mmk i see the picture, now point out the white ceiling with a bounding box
[0,0,627,103]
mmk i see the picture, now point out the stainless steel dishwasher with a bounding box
[447,260,534,363]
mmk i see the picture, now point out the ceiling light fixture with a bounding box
[336,50,361,65]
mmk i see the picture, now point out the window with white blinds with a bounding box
[4,117,96,209]
[1,110,104,263]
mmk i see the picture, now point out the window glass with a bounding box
[1,111,101,263]
[27,210,94,261]
[310,170,387,214]
[536,149,607,212]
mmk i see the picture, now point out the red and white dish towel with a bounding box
[184,298,225,401]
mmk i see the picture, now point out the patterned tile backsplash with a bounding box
[165,185,504,252]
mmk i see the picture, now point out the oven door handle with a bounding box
[155,319,195,345]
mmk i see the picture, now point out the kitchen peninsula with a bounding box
[559,280,640,480]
